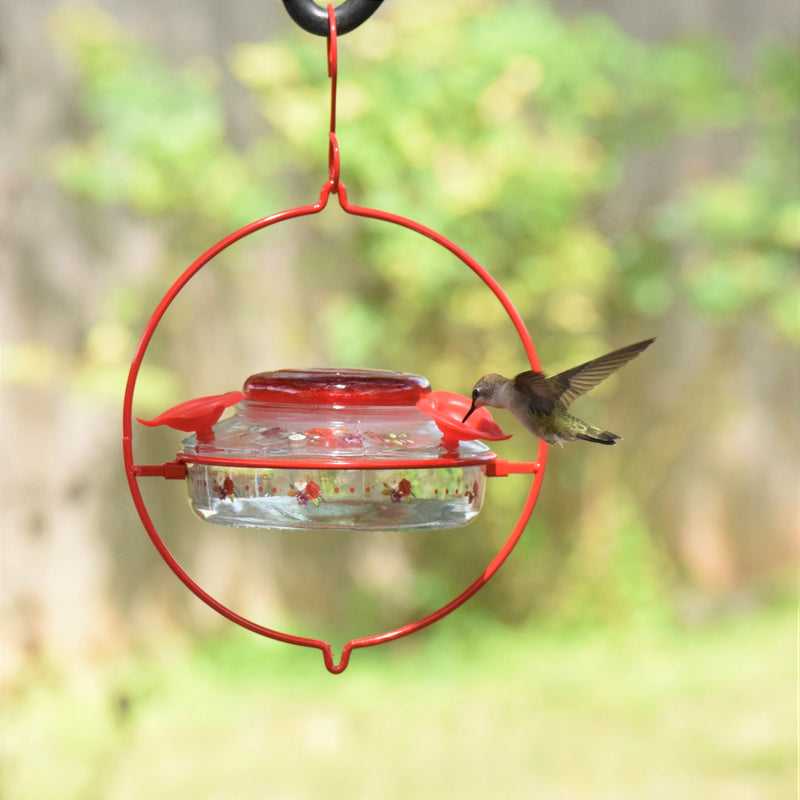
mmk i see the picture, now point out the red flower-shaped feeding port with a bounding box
[416,391,511,448]
[137,391,245,442]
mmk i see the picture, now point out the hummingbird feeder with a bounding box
[123,0,548,673]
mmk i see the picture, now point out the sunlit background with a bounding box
[2,0,797,797]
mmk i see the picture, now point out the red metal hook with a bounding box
[327,5,339,190]
[329,132,341,190]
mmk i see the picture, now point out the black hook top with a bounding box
[282,0,385,36]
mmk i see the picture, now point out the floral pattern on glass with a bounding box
[382,478,415,504]
[212,474,236,501]
[288,480,323,506]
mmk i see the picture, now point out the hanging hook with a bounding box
[282,0,385,36]
[326,5,340,191]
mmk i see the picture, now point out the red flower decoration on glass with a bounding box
[212,475,236,501]
[306,428,337,447]
[383,479,415,504]
[289,480,324,507]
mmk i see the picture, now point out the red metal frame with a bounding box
[122,5,548,673]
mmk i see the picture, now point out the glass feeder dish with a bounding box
[140,368,512,531]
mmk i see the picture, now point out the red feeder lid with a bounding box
[244,369,431,407]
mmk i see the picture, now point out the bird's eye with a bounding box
[472,388,480,400]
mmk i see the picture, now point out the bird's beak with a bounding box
[462,402,477,424]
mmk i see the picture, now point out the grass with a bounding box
[2,602,794,799]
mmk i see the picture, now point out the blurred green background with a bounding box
[2,0,796,797]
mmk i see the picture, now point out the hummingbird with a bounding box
[462,338,655,445]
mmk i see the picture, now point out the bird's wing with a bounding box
[513,370,558,415]
[550,338,655,409]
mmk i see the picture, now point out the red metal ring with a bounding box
[122,181,548,673]
[173,454,501,470]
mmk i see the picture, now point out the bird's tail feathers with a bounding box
[576,426,620,445]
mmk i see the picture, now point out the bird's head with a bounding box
[462,374,507,423]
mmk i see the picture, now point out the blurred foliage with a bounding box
[49,7,277,231]
[45,0,797,630]
[49,0,797,371]
[641,41,799,337]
